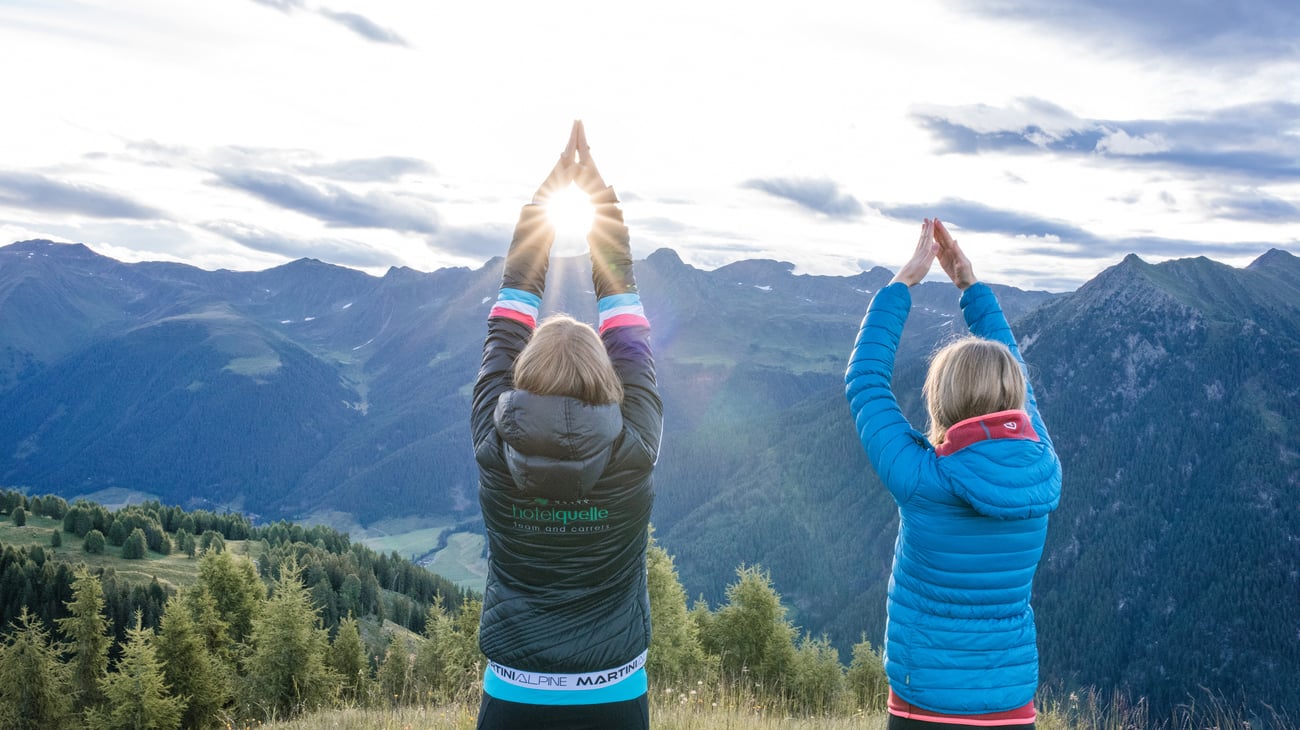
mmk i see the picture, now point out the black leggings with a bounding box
[888,714,1034,730]
[476,693,649,730]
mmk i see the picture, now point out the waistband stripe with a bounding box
[488,651,648,692]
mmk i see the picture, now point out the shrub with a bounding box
[84,529,106,554]
[122,528,148,560]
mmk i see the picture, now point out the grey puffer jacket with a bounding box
[471,198,661,674]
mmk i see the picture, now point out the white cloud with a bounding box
[1096,130,1173,156]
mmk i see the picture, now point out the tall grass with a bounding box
[257,685,1295,730]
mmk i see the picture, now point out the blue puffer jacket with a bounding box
[845,282,1061,715]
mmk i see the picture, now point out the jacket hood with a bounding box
[494,389,622,499]
[937,410,1061,519]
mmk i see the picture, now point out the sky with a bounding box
[1,0,1298,292]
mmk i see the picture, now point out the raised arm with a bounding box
[935,219,1053,448]
[575,122,662,460]
[471,132,576,452]
[845,220,939,503]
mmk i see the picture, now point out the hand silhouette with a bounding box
[572,121,611,197]
[531,122,580,204]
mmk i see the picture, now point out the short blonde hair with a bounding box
[923,337,1026,445]
[514,315,623,405]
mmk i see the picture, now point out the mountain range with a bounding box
[1,238,1297,717]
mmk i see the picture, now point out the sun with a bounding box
[543,184,595,255]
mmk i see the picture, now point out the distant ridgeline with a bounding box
[2,239,1299,718]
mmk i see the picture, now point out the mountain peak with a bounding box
[713,258,796,284]
[5,239,100,259]
[646,248,685,268]
[1248,247,1299,271]
[266,257,370,278]
[381,265,426,284]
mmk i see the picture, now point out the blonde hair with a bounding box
[923,337,1026,445]
[513,315,623,405]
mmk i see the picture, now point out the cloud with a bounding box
[211,168,439,234]
[875,197,1093,242]
[1209,192,1300,223]
[202,220,403,268]
[431,224,513,260]
[875,196,1279,259]
[316,9,408,46]
[249,0,407,46]
[0,170,162,219]
[250,0,304,10]
[913,99,1300,181]
[947,0,1300,61]
[993,268,1088,293]
[1095,130,1171,156]
[742,177,864,219]
[297,156,434,182]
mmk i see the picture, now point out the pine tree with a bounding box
[845,636,888,711]
[0,608,73,730]
[155,593,232,729]
[50,528,62,548]
[11,506,24,527]
[84,529,107,554]
[377,631,414,707]
[702,565,797,688]
[179,585,233,664]
[787,633,844,714]
[195,550,263,646]
[411,595,483,704]
[646,538,709,685]
[86,612,183,730]
[199,531,224,554]
[57,568,111,714]
[328,615,369,704]
[174,528,196,558]
[241,561,337,719]
[122,528,148,560]
[107,520,129,547]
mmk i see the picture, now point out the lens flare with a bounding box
[544,185,594,256]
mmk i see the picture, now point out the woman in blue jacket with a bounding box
[845,219,1061,729]
[471,122,660,730]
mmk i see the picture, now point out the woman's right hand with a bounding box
[889,219,937,287]
[934,219,978,289]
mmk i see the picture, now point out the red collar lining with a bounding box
[935,409,1038,456]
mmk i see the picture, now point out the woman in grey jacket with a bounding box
[471,122,661,730]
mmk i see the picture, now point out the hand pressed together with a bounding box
[888,218,979,290]
[531,123,580,204]
[572,121,610,198]
[889,219,938,287]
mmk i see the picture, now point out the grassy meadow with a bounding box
[0,512,215,591]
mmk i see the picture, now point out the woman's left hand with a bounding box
[889,219,937,286]
[531,123,580,204]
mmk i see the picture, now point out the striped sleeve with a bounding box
[489,288,542,329]
[597,292,650,333]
